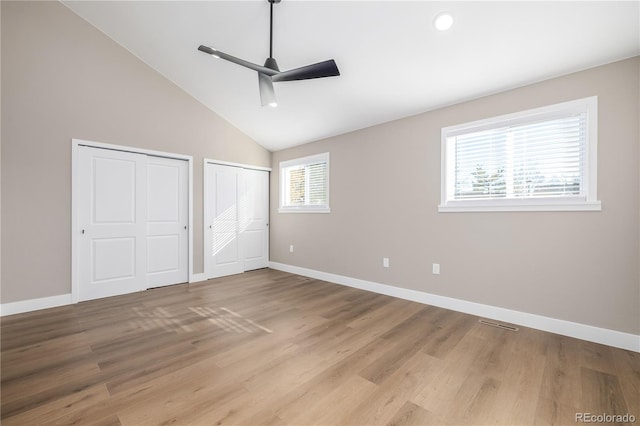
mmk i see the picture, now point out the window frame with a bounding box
[439,96,601,212]
[279,152,330,213]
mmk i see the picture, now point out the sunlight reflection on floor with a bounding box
[128,305,273,334]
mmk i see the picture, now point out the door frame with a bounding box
[71,139,194,303]
[203,159,271,279]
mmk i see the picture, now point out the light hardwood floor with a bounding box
[2,269,638,425]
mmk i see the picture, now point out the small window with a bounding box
[279,153,330,213]
[439,97,601,212]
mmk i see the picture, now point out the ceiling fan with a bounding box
[198,0,340,108]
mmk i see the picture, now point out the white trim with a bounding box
[3,272,205,316]
[71,138,194,302]
[1,294,73,317]
[188,157,195,283]
[278,206,331,214]
[189,273,207,284]
[439,200,602,213]
[269,262,640,353]
[439,96,600,213]
[73,139,193,161]
[279,152,329,170]
[71,140,80,303]
[279,152,330,213]
[204,158,272,172]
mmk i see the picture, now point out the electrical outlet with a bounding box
[432,263,440,275]
[383,258,390,268]
[289,245,294,253]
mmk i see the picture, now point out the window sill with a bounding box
[279,207,331,214]
[438,200,602,213]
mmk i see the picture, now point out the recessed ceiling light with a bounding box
[434,12,453,31]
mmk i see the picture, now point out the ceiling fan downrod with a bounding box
[266,0,281,71]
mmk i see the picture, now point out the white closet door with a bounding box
[205,164,245,278]
[242,169,269,271]
[146,156,189,288]
[78,146,147,301]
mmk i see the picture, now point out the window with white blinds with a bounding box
[279,153,330,213]
[439,97,601,212]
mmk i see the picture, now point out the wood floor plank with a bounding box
[488,343,546,425]
[1,332,93,383]
[581,341,618,375]
[1,361,105,419]
[444,372,502,425]
[269,336,398,422]
[581,367,629,418]
[537,333,583,410]
[1,384,112,426]
[282,374,377,425]
[345,351,440,425]
[1,268,637,425]
[387,401,444,426]
[534,397,581,425]
[611,348,640,419]
[411,333,490,415]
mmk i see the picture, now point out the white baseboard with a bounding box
[1,294,73,317]
[269,262,640,353]
[3,273,209,317]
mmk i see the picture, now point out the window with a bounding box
[439,97,601,212]
[279,152,330,213]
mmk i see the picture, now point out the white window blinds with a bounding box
[280,153,330,212]
[452,114,586,200]
[440,97,600,212]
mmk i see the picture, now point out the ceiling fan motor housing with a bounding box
[264,57,280,72]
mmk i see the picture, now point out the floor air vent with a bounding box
[479,319,519,331]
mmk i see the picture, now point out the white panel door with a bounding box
[146,156,189,288]
[205,164,245,278]
[78,146,147,301]
[241,169,269,271]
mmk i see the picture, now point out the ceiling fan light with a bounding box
[269,101,278,108]
[434,12,453,31]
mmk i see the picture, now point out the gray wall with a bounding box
[1,1,270,303]
[271,57,640,335]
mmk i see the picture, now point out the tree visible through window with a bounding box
[440,97,600,212]
[280,153,330,212]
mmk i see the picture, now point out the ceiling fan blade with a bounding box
[198,45,278,77]
[258,73,277,108]
[271,59,340,82]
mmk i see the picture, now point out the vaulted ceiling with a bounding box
[63,1,639,151]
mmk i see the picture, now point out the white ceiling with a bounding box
[62,1,639,152]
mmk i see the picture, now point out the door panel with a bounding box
[146,157,188,287]
[147,235,180,273]
[78,146,146,301]
[93,237,136,281]
[206,164,244,278]
[205,164,269,278]
[93,158,137,223]
[242,169,269,271]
